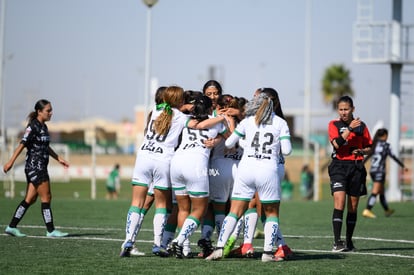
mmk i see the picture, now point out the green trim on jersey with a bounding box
[234,129,245,138]
[131,181,147,187]
[280,136,290,140]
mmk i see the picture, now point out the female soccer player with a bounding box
[206,92,292,262]
[170,95,227,258]
[120,85,224,257]
[328,95,372,252]
[362,128,406,218]
[3,99,70,238]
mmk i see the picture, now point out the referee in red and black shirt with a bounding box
[327,95,372,252]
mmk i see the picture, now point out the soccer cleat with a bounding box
[283,245,294,258]
[197,238,214,258]
[152,244,169,257]
[223,236,237,257]
[332,240,346,252]
[120,240,133,257]
[274,244,294,260]
[172,241,184,259]
[385,209,395,217]
[46,230,69,237]
[362,209,376,218]
[344,240,356,252]
[5,226,26,237]
[130,246,146,256]
[261,251,282,262]
[241,243,254,257]
[182,250,193,259]
[205,248,224,261]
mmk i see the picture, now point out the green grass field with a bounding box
[1,180,413,274]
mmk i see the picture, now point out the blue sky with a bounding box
[2,0,414,134]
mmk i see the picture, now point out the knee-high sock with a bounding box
[332,208,343,243]
[183,238,191,255]
[367,194,377,210]
[379,194,389,211]
[243,208,258,244]
[276,227,286,246]
[214,209,226,237]
[41,202,55,233]
[200,219,214,241]
[9,200,30,228]
[161,223,177,248]
[263,216,279,252]
[176,216,200,246]
[153,208,168,247]
[346,212,357,243]
[230,216,244,239]
[216,213,238,247]
[125,206,142,243]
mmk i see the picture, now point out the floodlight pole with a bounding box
[303,0,312,165]
[0,0,6,152]
[142,0,158,120]
[387,0,403,201]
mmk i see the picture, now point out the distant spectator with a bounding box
[106,164,120,200]
[300,165,314,200]
[281,172,294,200]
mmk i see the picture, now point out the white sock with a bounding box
[216,213,238,247]
[263,217,279,252]
[153,208,167,247]
[230,216,244,239]
[276,227,286,246]
[244,209,258,244]
[125,206,141,242]
[176,216,200,246]
[183,238,191,256]
[214,213,226,237]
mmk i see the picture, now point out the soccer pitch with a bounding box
[0,180,413,274]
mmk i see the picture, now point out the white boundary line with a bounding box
[1,224,413,259]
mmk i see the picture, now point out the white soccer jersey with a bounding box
[131,106,190,188]
[139,106,190,162]
[174,119,226,158]
[227,113,291,167]
[171,120,226,196]
[225,113,291,201]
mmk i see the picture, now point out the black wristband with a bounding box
[335,136,346,147]
[348,126,353,132]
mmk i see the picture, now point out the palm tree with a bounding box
[321,64,354,110]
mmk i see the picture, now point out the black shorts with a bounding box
[328,159,367,196]
[370,171,386,184]
[25,169,50,186]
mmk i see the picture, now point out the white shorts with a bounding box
[170,154,209,198]
[131,154,171,190]
[231,159,280,203]
[209,158,238,203]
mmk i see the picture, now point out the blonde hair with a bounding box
[254,94,273,126]
[154,85,184,136]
